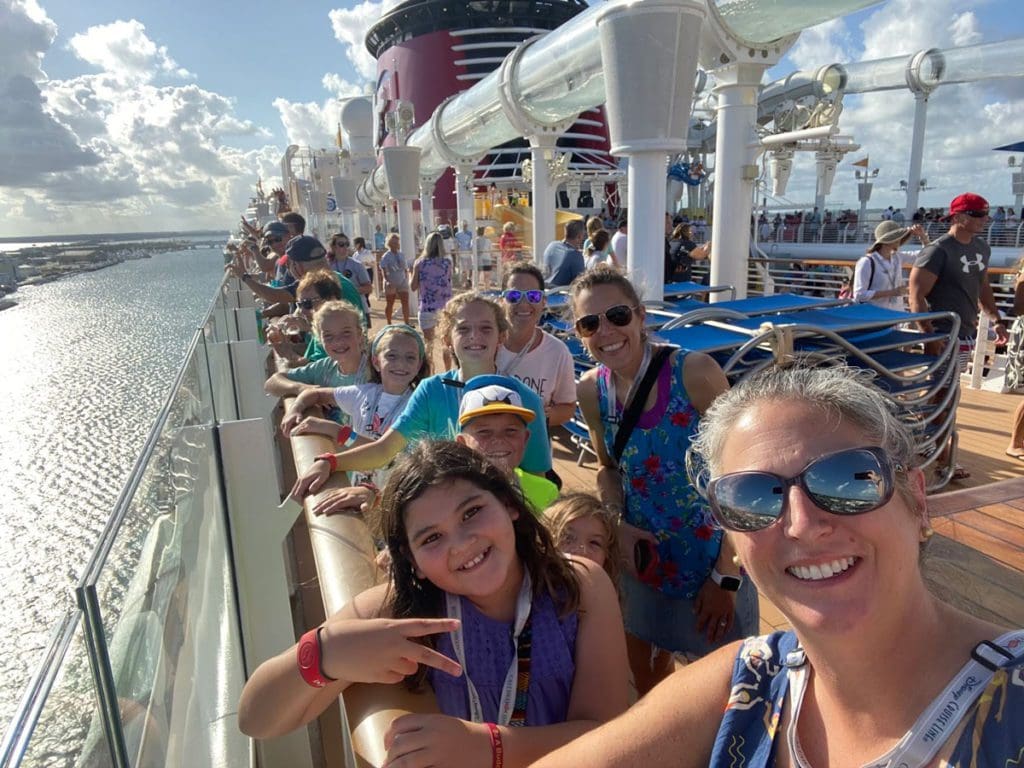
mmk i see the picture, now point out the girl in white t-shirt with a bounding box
[281,324,429,509]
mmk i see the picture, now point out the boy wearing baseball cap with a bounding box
[456,381,558,515]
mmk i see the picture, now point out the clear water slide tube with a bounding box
[712,0,881,45]
[767,36,1024,96]
[359,0,880,206]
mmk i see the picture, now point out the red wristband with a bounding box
[315,452,338,473]
[296,627,337,689]
[485,722,503,768]
[336,425,353,445]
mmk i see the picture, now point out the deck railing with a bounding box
[2,276,253,768]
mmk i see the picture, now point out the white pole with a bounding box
[905,91,929,218]
[709,64,761,301]
[419,179,435,233]
[529,139,558,261]
[454,163,476,234]
[626,151,669,301]
[397,199,418,315]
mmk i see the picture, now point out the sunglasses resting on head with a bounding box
[706,447,905,532]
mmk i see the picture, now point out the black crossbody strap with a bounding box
[612,345,675,464]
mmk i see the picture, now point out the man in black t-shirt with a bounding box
[909,193,1008,345]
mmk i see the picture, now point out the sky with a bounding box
[0,0,1022,238]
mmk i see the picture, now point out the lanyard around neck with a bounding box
[786,629,1024,768]
[366,385,411,437]
[500,328,539,377]
[445,570,533,726]
[606,342,653,423]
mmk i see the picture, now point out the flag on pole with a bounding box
[852,156,869,168]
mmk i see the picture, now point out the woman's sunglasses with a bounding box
[574,304,637,338]
[503,289,544,305]
[296,298,323,310]
[706,447,904,532]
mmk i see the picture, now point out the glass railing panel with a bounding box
[74,328,248,767]
[2,613,110,768]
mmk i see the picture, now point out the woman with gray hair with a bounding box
[532,365,1023,768]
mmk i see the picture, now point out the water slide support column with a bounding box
[596,0,706,301]
[419,176,436,231]
[382,146,423,287]
[528,136,559,257]
[904,50,938,218]
[905,91,929,217]
[709,63,763,300]
[454,162,478,231]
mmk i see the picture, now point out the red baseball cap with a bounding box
[943,193,989,221]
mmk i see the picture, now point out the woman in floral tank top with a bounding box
[573,268,758,694]
[411,231,453,364]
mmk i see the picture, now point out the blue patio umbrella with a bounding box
[994,141,1024,152]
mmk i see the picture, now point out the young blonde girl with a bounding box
[239,441,629,767]
[264,300,369,404]
[545,493,621,585]
[289,292,552,500]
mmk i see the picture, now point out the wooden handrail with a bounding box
[286,404,439,767]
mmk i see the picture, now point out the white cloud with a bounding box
[0,1,100,185]
[785,18,852,72]
[949,12,983,47]
[68,19,192,86]
[0,3,284,235]
[328,0,402,82]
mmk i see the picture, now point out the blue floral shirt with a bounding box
[596,349,720,599]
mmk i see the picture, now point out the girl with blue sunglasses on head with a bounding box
[535,365,1024,768]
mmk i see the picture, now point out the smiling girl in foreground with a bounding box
[238,441,629,767]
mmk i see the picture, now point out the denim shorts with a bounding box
[620,572,760,657]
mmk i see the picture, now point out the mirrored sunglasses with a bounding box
[503,289,544,305]
[706,447,904,532]
[574,304,637,338]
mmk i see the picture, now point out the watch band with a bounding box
[711,567,742,592]
[296,626,337,688]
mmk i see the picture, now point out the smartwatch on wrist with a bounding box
[711,567,742,592]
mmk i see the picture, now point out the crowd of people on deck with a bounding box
[225,195,1023,767]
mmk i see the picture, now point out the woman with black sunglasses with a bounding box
[571,268,758,695]
[533,365,1023,768]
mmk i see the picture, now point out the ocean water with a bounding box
[0,248,226,738]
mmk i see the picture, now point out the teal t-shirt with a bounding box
[391,371,552,474]
[285,357,365,388]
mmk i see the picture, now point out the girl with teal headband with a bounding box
[282,324,430,515]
